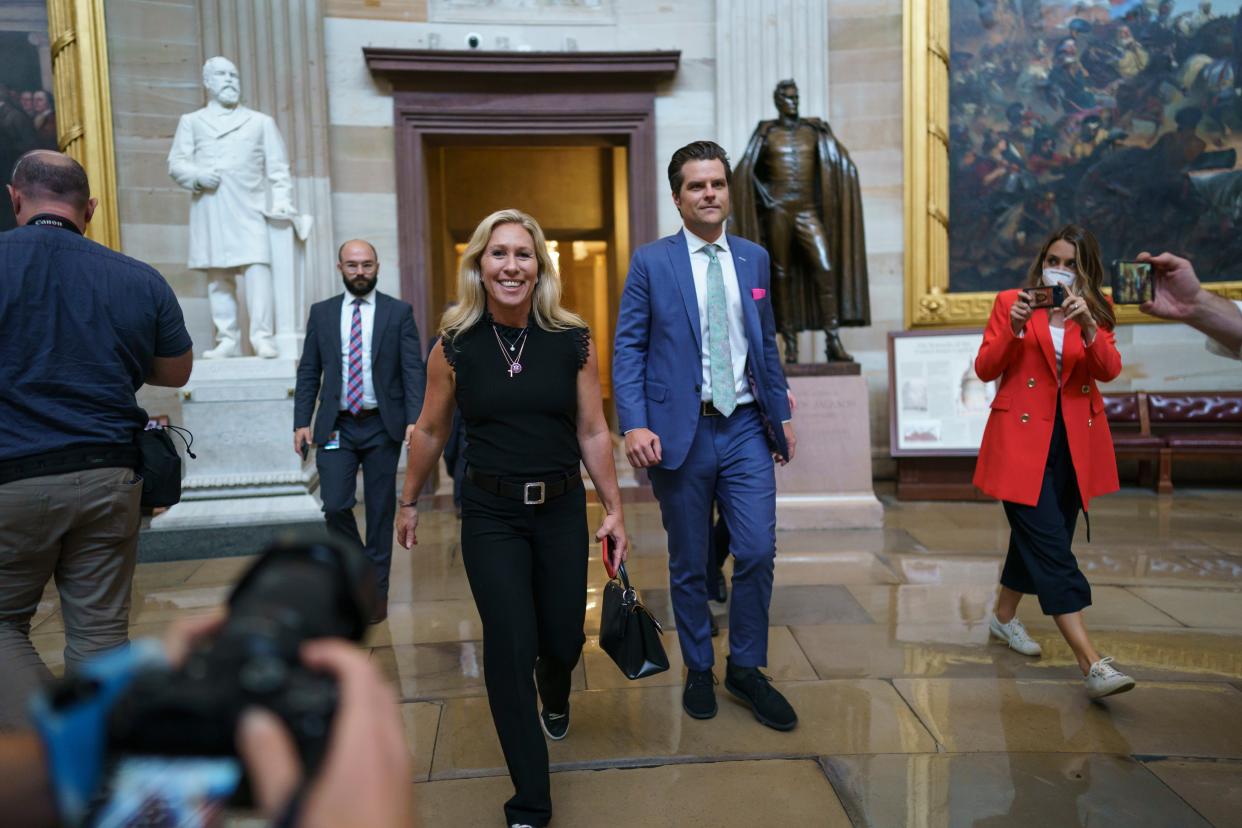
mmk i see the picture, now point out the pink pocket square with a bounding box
[751,288,767,300]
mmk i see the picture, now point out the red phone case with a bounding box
[601,535,617,579]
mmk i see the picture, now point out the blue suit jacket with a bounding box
[613,230,791,471]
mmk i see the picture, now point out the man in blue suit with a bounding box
[613,141,798,730]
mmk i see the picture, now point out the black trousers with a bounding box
[1000,402,1092,616]
[316,414,401,599]
[460,476,588,828]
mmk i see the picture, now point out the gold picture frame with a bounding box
[902,0,1242,328]
[47,0,119,250]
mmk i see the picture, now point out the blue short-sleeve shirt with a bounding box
[0,222,193,462]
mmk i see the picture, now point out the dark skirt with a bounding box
[1000,400,1092,616]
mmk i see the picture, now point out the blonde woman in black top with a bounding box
[397,208,629,828]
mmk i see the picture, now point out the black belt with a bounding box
[466,467,581,505]
[700,401,756,417]
[338,408,379,420]
[0,443,141,487]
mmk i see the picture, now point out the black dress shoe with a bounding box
[368,600,388,625]
[712,570,728,603]
[683,669,717,719]
[724,657,797,731]
[709,613,719,638]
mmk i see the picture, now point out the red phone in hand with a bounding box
[601,535,618,579]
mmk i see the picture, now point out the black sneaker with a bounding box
[539,703,569,741]
[724,657,797,731]
[683,669,717,719]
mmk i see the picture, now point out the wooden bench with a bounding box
[1103,391,1242,494]
[1103,392,1169,493]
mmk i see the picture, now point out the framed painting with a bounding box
[905,0,1242,327]
[0,0,118,248]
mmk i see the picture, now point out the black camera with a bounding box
[105,539,375,784]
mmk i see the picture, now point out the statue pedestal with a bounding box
[149,357,322,531]
[776,370,884,530]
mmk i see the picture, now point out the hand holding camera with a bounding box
[1010,291,1034,336]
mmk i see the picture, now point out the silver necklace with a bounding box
[491,324,529,378]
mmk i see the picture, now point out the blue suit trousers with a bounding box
[648,406,777,672]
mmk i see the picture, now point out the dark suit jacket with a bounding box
[294,292,426,445]
[612,231,791,471]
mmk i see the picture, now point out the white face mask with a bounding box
[1042,267,1075,287]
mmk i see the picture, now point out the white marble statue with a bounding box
[168,57,297,359]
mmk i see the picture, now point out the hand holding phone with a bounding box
[601,535,618,579]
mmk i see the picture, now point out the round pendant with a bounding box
[510,362,522,374]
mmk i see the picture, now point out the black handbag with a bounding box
[136,425,194,509]
[599,562,669,680]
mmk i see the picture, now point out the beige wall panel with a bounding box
[829,47,902,85]
[828,15,901,51]
[325,0,428,21]
[829,0,902,18]
[830,81,901,124]
[103,0,198,38]
[118,190,190,227]
[834,116,903,151]
[329,125,396,194]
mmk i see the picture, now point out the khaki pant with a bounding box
[0,467,142,730]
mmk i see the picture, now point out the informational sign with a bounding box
[888,329,995,456]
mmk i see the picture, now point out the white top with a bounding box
[683,226,754,405]
[1049,324,1065,379]
[1205,300,1242,361]
[339,291,377,409]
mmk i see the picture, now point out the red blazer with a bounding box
[972,289,1121,509]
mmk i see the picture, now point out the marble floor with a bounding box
[30,486,1242,827]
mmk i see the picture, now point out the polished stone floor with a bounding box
[30,486,1242,826]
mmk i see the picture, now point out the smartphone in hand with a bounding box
[601,534,618,579]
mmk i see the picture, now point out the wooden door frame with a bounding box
[364,49,680,341]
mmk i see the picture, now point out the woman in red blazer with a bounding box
[974,224,1135,699]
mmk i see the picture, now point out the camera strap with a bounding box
[28,213,83,234]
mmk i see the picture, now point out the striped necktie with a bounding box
[346,298,364,414]
[705,244,737,417]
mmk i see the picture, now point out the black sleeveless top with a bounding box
[443,314,590,478]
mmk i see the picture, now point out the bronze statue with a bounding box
[733,79,871,362]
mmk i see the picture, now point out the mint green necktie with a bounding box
[705,244,737,417]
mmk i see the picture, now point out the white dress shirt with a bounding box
[339,290,377,409]
[683,226,754,405]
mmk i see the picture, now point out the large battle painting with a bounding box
[949,0,1242,293]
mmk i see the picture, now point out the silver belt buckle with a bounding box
[523,481,546,505]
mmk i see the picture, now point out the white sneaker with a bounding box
[1085,657,1135,699]
[202,341,240,359]
[989,615,1042,656]
[510,824,535,827]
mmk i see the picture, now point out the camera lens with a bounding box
[466,33,481,49]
